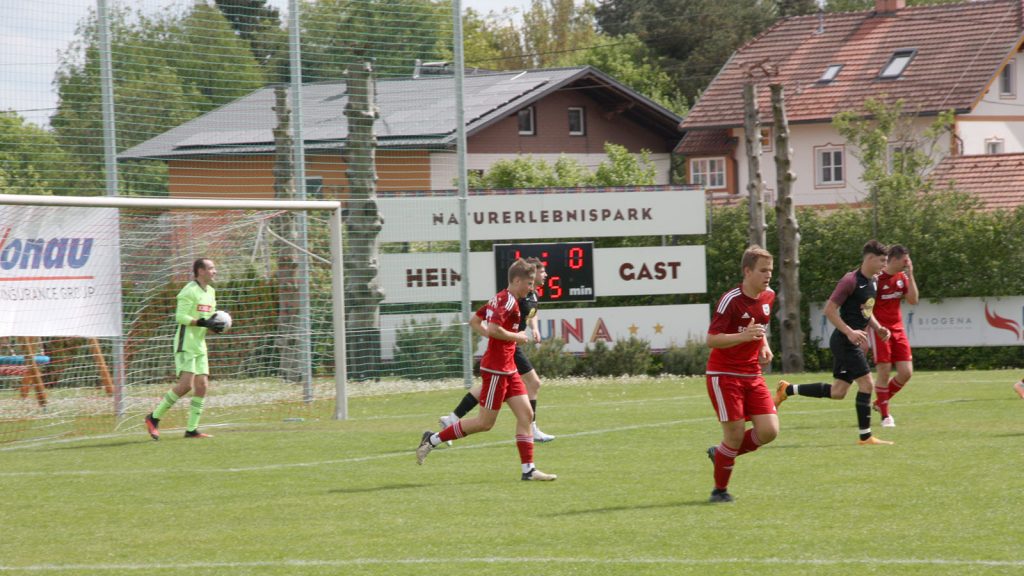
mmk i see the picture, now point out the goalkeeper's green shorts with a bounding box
[175,351,209,376]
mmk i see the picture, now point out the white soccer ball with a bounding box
[209,310,232,332]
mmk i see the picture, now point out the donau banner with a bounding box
[0,205,122,337]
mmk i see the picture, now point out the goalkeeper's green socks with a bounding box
[186,396,205,432]
[152,390,180,419]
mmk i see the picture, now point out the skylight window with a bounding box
[880,50,916,79]
[819,64,843,83]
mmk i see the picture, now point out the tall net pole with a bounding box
[453,0,473,389]
[97,0,126,419]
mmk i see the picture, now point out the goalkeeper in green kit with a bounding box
[145,258,226,440]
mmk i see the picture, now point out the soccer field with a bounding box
[1,370,1022,575]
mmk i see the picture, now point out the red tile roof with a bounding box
[674,129,738,155]
[928,153,1024,211]
[681,0,1023,130]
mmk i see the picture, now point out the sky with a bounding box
[0,0,536,129]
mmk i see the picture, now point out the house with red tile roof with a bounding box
[678,0,1024,208]
[928,152,1024,210]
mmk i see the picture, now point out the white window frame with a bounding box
[819,64,843,83]
[1000,61,1016,98]
[887,142,914,173]
[815,145,845,187]
[880,50,915,79]
[517,107,535,136]
[985,138,1005,155]
[760,126,773,153]
[568,107,586,136]
[689,157,726,190]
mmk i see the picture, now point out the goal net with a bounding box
[0,196,347,444]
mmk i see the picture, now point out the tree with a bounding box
[214,0,286,82]
[0,112,73,196]
[833,97,954,237]
[462,2,686,115]
[52,4,266,196]
[467,143,657,189]
[300,0,450,82]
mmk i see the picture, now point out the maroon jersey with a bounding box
[874,270,909,328]
[479,289,521,374]
[706,285,775,377]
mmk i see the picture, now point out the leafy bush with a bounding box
[522,338,577,378]
[575,337,653,377]
[660,340,709,376]
[391,318,463,380]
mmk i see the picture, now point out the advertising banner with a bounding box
[379,304,709,360]
[809,296,1024,347]
[0,206,122,337]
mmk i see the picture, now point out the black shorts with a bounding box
[514,345,534,375]
[829,330,870,383]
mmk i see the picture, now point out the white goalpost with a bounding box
[0,193,348,443]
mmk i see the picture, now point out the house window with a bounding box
[760,127,773,152]
[819,64,843,83]
[887,143,914,173]
[306,176,323,199]
[985,138,1005,154]
[517,107,535,135]
[568,107,586,135]
[689,157,726,189]
[815,146,844,186]
[879,50,915,79]
[1000,61,1016,97]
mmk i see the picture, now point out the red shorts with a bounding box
[479,370,527,410]
[706,374,776,422]
[872,327,912,363]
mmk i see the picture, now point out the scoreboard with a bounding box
[492,241,595,302]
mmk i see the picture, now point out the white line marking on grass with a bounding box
[2,556,1023,572]
[0,396,981,477]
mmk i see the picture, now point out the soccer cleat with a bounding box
[774,380,790,407]
[532,422,555,443]
[416,430,434,465]
[184,429,212,439]
[706,446,716,463]
[857,436,894,446]
[709,489,734,503]
[881,415,896,427]
[521,467,557,481]
[438,415,455,446]
[144,413,160,441]
[1013,381,1024,399]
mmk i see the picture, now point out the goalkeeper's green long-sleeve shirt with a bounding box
[174,280,217,355]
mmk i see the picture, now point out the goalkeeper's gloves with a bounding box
[196,317,223,333]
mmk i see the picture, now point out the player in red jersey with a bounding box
[704,245,779,503]
[415,258,556,481]
[1014,377,1024,399]
[871,244,918,427]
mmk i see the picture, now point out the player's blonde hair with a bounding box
[741,245,773,274]
[507,258,536,285]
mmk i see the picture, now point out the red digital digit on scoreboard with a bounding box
[493,242,594,302]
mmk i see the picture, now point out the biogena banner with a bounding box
[809,297,1024,347]
[0,205,122,337]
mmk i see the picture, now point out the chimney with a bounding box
[876,0,906,13]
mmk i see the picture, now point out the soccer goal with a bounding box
[0,194,347,444]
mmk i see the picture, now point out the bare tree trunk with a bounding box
[743,83,766,248]
[770,84,804,373]
[272,86,304,381]
[343,62,384,381]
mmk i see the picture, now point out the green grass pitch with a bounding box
[1,369,1022,575]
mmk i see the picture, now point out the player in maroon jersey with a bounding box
[704,245,779,503]
[415,258,557,481]
[871,244,918,427]
[775,240,893,445]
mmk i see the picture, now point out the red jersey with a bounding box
[479,289,521,374]
[874,270,909,328]
[706,285,775,377]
